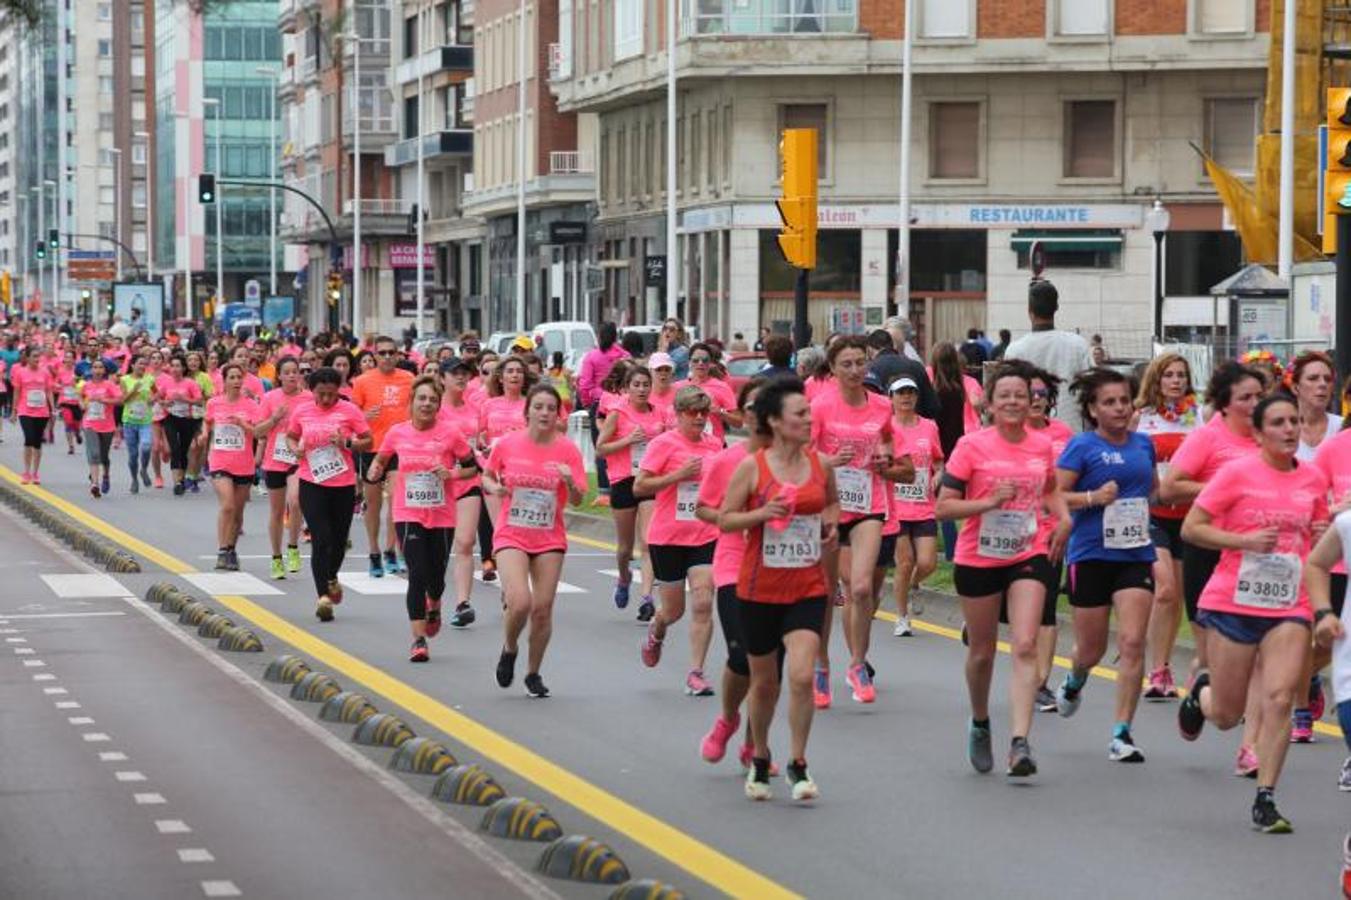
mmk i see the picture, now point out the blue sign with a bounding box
[968,207,1092,225]
[112,282,164,341]
[263,296,295,327]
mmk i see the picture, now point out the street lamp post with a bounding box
[17,193,27,321]
[514,0,526,333]
[1146,199,1171,344]
[415,0,426,339]
[109,148,123,282]
[203,97,224,311]
[28,185,41,319]
[255,67,280,298]
[344,32,365,339]
[664,0,676,323]
[43,179,56,321]
[134,130,153,279]
[897,0,913,319]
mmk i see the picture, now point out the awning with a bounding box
[1010,229,1124,252]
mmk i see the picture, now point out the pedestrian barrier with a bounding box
[177,601,214,627]
[217,626,264,653]
[388,737,457,775]
[536,835,631,885]
[479,797,563,842]
[318,691,378,724]
[196,613,235,639]
[351,713,414,748]
[145,583,177,605]
[430,764,506,807]
[0,478,142,572]
[290,671,342,703]
[263,654,312,684]
[608,880,687,900]
[158,588,194,614]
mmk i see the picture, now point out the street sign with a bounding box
[644,255,666,288]
[68,249,117,282]
[244,279,261,307]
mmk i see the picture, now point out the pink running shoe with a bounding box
[846,663,876,704]
[641,625,663,668]
[685,669,714,697]
[18,472,29,484]
[813,667,832,709]
[738,741,780,775]
[1143,665,1178,700]
[701,714,740,763]
[1234,745,1259,778]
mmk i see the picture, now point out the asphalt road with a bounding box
[3,437,1349,899]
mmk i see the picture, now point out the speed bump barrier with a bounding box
[218,626,264,653]
[290,671,342,703]
[431,764,506,807]
[479,797,563,842]
[352,713,414,748]
[536,836,631,885]
[0,478,142,573]
[196,613,235,639]
[159,589,194,614]
[146,583,176,605]
[264,654,311,684]
[608,880,688,900]
[178,601,214,627]
[388,737,457,775]
[319,691,378,724]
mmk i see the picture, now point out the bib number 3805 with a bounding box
[1235,552,1300,610]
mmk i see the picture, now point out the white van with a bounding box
[485,321,598,370]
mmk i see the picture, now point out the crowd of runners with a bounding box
[2,297,1350,845]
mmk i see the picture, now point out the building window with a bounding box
[630,125,642,200]
[97,3,110,19]
[1051,0,1109,37]
[1063,100,1116,179]
[690,111,702,194]
[132,184,147,208]
[928,102,980,180]
[404,15,417,58]
[1192,0,1252,36]
[779,103,828,178]
[1204,97,1258,178]
[99,76,113,94]
[132,143,147,164]
[404,95,419,140]
[918,0,972,40]
[97,39,111,57]
[616,127,627,203]
[614,0,641,60]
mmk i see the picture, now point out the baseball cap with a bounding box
[439,356,473,374]
[648,352,674,370]
[862,373,885,395]
[511,335,535,351]
[889,376,919,394]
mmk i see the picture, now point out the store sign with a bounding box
[549,221,587,244]
[644,255,666,288]
[684,203,1147,232]
[388,243,436,269]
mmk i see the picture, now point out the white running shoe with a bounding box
[892,615,913,637]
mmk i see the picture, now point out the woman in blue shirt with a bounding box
[1053,367,1159,764]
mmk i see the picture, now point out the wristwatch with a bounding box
[1314,608,1336,624]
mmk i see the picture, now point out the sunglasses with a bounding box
[376,350,398,357]
[299,366,313,374]
[690,356,712,364]
[1031,389,1050,398]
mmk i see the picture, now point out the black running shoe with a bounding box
[523,673,550,698]
[1178,670,1209,742]
[1251,794,1292,834]
[636,600,655,623]
[450,602,476,628]
[1007,736,1037,778]
[496,649,517,688]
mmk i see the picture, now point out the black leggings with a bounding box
[19,414,48,449]
[299,480,356,597]
[163,415,200,472]
[478,497,494,562]
[396,522,452,620]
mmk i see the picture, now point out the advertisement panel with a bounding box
[112,282,165,341]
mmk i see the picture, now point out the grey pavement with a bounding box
[3,438,1350,899]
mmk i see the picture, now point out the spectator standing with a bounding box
[1003,280,1094,433]
[865,328,940,419]
[728,332,749,352]
[753,326,770,352]
[659,318,691,380]
[757,334,797,381]
[883,315,923,363]
[991,328,1012,360]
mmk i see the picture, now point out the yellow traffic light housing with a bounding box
[776,129,818,270]
[326,271,342,307]
[1325,88,1351,253]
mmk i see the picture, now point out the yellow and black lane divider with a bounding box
[608,879,687,899]
[290,671,342,703]
[0,478,140,572]
[218,626,264,652]
[196,613,236,639]
[480,797,563,842]
[536,835,631,884]
[142,584,267,652]
[178,601,214,627]
[431,764,505,807]
[318,691,378,724]
[352,712,415,748]
[388,736,456,775]
[263,654,311,684]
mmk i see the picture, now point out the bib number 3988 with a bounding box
[977,509,1034,560]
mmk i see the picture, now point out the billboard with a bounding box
[113,282,165,341]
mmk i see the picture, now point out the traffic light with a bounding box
[326,271,343,307]
[1325,88,1351,253]
[1,271,11,308]
[198,173,216,205]
[34,241,45,261]
[776,128,818,270]
[47,228,59,249]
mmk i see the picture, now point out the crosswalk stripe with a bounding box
[40,573,132,598]
[181,572,283,597]
[336,572,406,595]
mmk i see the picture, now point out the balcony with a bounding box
[344,199,413,216]
[395,45,474,85]
[682,0,857,35]
[384,129,473,167]
[279,0,299,33]
[549,151,593,175]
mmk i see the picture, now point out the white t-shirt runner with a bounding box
[1332,511,1351,706]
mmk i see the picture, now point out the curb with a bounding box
[0,479,141,573]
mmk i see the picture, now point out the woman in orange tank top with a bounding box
[719,378,839,804]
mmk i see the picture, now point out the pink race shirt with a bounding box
[605,401,667,483]
[286,399,371,488]
[946,426,1056,568]
[380,420,473,528]
[804,376,833,403]
[641,428,723,547]
[80,380,123,433]
[677,377,737,443]
[438,399,483,499]
[258,388,312,473]
[479,395,526,449]
[1195,455,1328,621]
[1031,418,1074,542]
[648,387,677,427]
[699,443,751,589]
[1168,414,1259,485]
[484,431,585,555]
[155,375,203,418]
[810,384,894,521]
[890,416,943,522]
[55,368,79,406]
[1315,429,1351,575]
[11,365,53,417]
[205,394,262,476]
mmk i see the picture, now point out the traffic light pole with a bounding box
[793,269,810,350]
[1336,213,1351,384]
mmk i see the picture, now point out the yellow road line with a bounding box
[0,465,798,900]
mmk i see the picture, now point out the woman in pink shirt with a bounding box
[1178,394,1329,834]
[675,343,741,445]
[11,346,55,484]
[79,358,123,498]
[596,364,667,614]
[153,354,205,496]
[887,376,943,638]
[197,362,262,572]
[646,353,678,427]
[54,349,81,455]
[483,384,586,698]
[285,366,373,622]
[478,355,534,583]
[255,356,311,580]
[936,363,1070,779]
[635,385,725,696]
[368,375,477,663]
[438,357,486,628]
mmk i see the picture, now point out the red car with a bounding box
[724,352,768,395]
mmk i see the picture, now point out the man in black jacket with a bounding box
[864,329,940,419]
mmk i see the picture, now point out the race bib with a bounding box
[977,509,1035,560]
[168,400,190,418]
[127,401,149,420]
[191,402,206,420]
[1102,497,1150,550]
[271,439,299,466]
[86,401,105,421]
[404,471,444,508]
[25,388,46,409]
[836,466,872,514]
[675,481,700,521]
[212,423,246,452]
[507,487,557,530]
[1234,552,1300,610]
[762,514,822,569]
[307,444,348,484]
[61,385,77,402]
[630,439,647,477]
[893,467,929,504]
[1156,461,1171,481]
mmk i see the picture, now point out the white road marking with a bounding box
[98,752,128,762]
[42,686,67,695]
[31,673,55,681]
[40,573,131,598]
[114,771,146,782]
[155,819,192,834]
[6,636,27,642]
[81,732,111,742]
[67,716,95,725]
[181,572,282,596]
[200,881,241,897]
[0,628,17,633]
[134,792,167,805]
[22,659,46,667]
[336,572,406,595]
[54,701,81,709]
[177,848,215,863]
[2,611,125,620]
[14,647,35,654]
